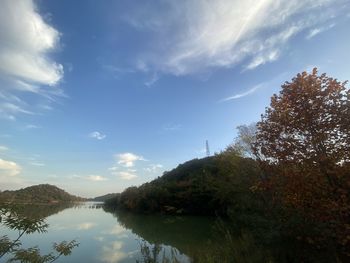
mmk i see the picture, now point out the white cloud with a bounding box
[86,175,108,181]
[89,131,106,140]
[101,241,127,263]
[0,0,62,85]
[125,0,347,74]
[118,171,137,180]
[0,158,21,176]
[115,152,145,167]
[0,0,63,120]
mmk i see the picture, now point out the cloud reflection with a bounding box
[101,241,128,263]
[77,222,97,230]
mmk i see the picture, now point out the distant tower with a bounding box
[206,140,210,157]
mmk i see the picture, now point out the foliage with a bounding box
[0,204,78,262]
[0,184,85,204]
[105,154,262,216]
[253,68,350,258]
[89,193,119,202]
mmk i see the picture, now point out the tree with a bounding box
[228,123,257,158]
[254,68,349,166]
[253,68,350,256]
[0,204,78,262]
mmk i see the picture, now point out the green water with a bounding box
[0,202,223,262]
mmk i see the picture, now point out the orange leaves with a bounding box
[254,68,350,167]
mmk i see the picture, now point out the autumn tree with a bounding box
[253,68,350,256]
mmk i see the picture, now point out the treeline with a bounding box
[0,184,85,204]
[105,154,261,216]
[89,193,119,202]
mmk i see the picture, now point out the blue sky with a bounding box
[0,0,349,197]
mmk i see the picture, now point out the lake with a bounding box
[0,202,226,263]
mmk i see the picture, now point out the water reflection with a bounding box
[1,202,256,262]
[101,240,132,263]
[104,208,218,261]
[5,202,74,219]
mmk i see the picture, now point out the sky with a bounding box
[0,0,350,197]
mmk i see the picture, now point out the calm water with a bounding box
[1,202,220,263]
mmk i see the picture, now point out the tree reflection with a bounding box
[137,240,184,263]
[104,208,280,263]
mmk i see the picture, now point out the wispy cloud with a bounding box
[67,174,108,181]
[124,0,348,75]
[29,162,45,167]
[244,50,279,71]
[162,123,182,131]
[108,166,119,172]
[144,164,163,173]
[89,131,106,140]
[86,175,108,181]
[115,152,145,168]
[306,23,336,39]
[0,0,64,120]
[0,158,21,176]
[117,171,138,180]
[100,63,135,76]
[221,71,289,102]
[0,102,34,116]
[144,72,159,87]
[77,222,96,230]
[25,124,41,130]
[221,84,263,101]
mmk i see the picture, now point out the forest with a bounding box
[0,184,85,204]
[105,69,350,261]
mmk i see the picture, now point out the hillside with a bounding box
[0,184,85,204]
[105,152,262,216]
[89,193,119,202]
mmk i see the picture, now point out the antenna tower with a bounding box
[206,140,210,157]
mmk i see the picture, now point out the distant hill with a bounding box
[0,184,85,204]
[105,153,261,216]
[89,193,119,202]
